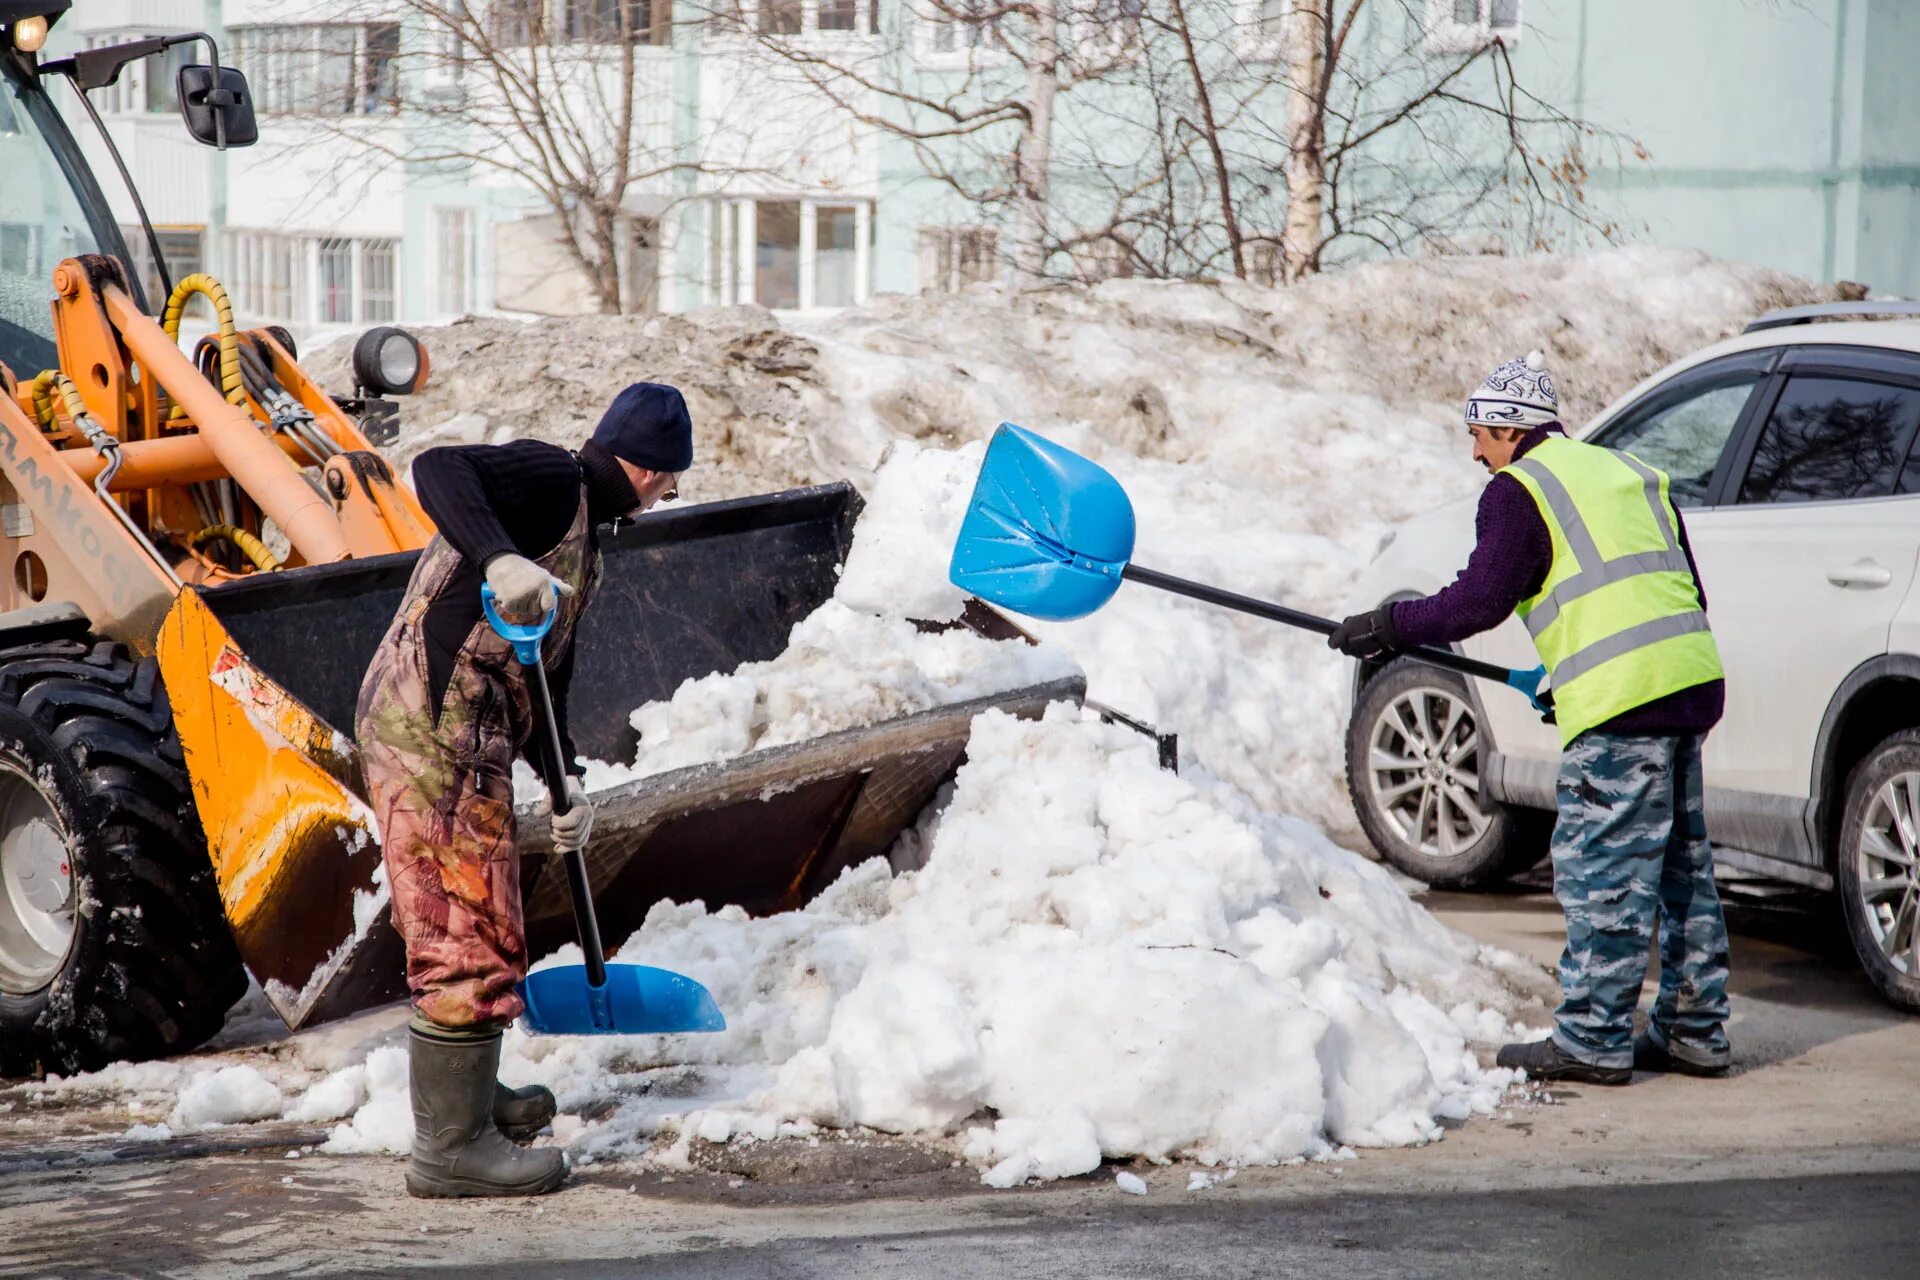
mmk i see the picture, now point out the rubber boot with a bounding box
[406,1023,568,1198]
[494,1081,558,1142]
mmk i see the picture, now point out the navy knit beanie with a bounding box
[591,382,694,473]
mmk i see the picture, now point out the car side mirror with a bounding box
[177,64,257,150]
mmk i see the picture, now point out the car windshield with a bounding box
[0,57,115,380]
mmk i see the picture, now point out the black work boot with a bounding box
[406,1022,568,1198]
[494,1081,558,1142]
[1633,1031,1731,1078]
[1496,1036,1631,1086]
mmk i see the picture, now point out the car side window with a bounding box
[1588,358,1770,508]
[1736,376,1920,505]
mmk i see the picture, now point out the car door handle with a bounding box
[1827,561,1894,589]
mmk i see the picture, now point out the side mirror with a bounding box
[177,64,257,149]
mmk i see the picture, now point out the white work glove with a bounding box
[486,553,573,620]
[550,777,594,855]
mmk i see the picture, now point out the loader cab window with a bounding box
[0,61,117,380]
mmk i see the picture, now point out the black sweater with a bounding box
[410,439,637,774]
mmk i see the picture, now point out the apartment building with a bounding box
[44,1,1920,344]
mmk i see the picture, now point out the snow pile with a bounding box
[497,704,1541,1181]
[340,247,1840,832]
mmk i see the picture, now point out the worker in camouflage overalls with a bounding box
[356,384,691,1197]
[1330,352,1733,1086]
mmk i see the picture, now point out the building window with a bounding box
[1237,0,1288,59]
[1425,0,1521,53]
[361,240,397,322]
[122,226,204,301]
[732,0,877,36]
[814,205,858,307]
[754,201,801,308]
[434,208,475,316]
[227,25,404,115]
[318,238,354,323]
[563,0,670,43]
[493,0,547,45]
[759,0,803,34]
[1245,238,1283,287]
[917,226,998,292]
[719,198,872,311]
[228,232,396,327]
[924,0,1003,59]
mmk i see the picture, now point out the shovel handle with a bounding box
[483,586,609,988]
[1119,564,1547,704]
[521,659,608,989]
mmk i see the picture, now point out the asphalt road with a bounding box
[4,885,1917,1279]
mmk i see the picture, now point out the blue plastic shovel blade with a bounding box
[949,423,1137,621]
[518,962,727,1036]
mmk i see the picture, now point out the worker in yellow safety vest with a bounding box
[1329,351,1733,1085]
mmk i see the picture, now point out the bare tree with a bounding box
[740,0,1635,286]
[237,0,759,313]
[715,0,1164,281]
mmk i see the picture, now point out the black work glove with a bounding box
[1536,688,1557,725]
[1328,606,1401,660]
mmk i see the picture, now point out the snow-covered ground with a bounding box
[21,249,1838,1183]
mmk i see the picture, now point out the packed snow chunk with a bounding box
[320,1045,412,1155]
[966,1109,1103,1187]
[834,439,985,624]
[806,962,987,1133]
[168,1066,285,1130]
[1115,1171,1149,1196]
[288,1062,371,1124]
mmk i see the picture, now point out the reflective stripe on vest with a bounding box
[1507,452,1695,638]
[1502,438,1724,744]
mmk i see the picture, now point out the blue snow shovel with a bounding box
[948,423,1550,712]
[482,586,727,1036]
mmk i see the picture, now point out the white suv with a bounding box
[1345,302,1920,1012]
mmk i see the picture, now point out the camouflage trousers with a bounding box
[1549,732,1732,1070]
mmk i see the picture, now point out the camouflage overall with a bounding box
[1550,731,1732,1070]
[355,489,601,1028]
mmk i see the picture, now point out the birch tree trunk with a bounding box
[1281,0,1328,281]
[1012,0,1060,280]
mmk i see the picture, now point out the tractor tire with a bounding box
[0,640,245,1077]
[1346,658,1552,889]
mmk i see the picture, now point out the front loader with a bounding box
[0,9,1084,1076]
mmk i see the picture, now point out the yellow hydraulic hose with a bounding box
[188,523,282,573]
[163,273,246,422]
[27,369,87,431]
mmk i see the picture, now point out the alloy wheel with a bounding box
[1858,773,1920,977]
[1367,686,1490,860]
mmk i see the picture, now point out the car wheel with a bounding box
[1345,658,1551,889]
[1836,730,1920,1012]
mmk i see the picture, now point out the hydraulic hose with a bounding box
[188,523,282,573]
[26,370,67,430]
[32,369,184,588]
[163,273,246,422]
[28,369,89,432]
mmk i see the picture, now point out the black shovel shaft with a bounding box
[523,656,607,988]
[1119,564,1523,686]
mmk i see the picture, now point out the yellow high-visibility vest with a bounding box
[1502,438,1725,745]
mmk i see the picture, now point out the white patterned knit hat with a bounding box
[1465,350,1558,430]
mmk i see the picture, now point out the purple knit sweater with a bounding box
[1389,426,1725,738]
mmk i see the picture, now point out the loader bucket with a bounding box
[156,483,1085,1031]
